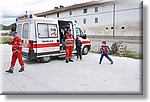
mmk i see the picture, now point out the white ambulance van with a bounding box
[16,14,91,62]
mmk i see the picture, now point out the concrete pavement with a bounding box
[0,44,142,94]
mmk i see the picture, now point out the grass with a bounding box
[0,37,12,44]
[124,50,143,59]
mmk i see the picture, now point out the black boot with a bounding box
[19,68,24,72]
[69,59,73,62]
[66,59,69,63]
[6,68,13,73]
[111,62,113,65]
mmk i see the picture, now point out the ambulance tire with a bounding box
[82,46,89,55]
[40,56,51,63]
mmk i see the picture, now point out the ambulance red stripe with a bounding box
[24,41,90,48]
[33,43,60,48]
[82,41,91,44]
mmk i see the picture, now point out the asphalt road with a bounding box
[0,44,142,94]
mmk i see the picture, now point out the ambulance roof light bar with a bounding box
[16,14,33,21]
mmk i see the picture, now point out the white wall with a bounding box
[45,1,142,37]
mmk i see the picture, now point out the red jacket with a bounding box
[9,36,22,53]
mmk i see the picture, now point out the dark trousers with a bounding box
[77,47,82,60]
[99,54,113,63]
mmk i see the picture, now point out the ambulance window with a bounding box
[76,27,84,37]
[17,24,22,38]
[76,28,80,36]
[38,24,49,38]
[23,23,29,38]
[48,25,58,38]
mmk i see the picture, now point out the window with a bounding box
[83,19,86,24]
[95,18,98,23]
[83,8,87,13]
[106,27,108,30]
[57,13,59,17]
[23,23,29,38]
[38,24,49,38]
[95,7,98,12]
[76,28,80,36]
[76,27,84,37]
[17,24,22,38]
[111,27,114,29]
[69,11,72,15]
[122,27,125,29]
[38,24,58,38]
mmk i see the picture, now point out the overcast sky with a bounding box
[0,0,92,26]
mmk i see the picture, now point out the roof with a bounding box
[34,0,115,17]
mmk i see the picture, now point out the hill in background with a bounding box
[0,23,16,30]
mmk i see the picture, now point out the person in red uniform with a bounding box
[65,29,74,63]
[6,31,24,73]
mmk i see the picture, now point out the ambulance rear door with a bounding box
[21,22,30,58]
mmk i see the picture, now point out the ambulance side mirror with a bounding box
[81,34,87,39]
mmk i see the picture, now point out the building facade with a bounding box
[35,0,143,37]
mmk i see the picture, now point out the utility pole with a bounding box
[113,3,115,38]
[25,11,27,15]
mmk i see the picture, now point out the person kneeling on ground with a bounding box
[99,41,113,64]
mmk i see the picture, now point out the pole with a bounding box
[113,3,115,38]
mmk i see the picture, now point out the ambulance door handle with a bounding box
[57,39,59,42]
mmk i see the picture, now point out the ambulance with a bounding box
[15,14,91,62]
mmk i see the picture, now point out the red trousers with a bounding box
[66,46,73,60]
[10,52,24,69]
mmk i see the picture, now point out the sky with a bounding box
[0,0,92,26]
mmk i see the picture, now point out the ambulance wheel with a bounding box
[40,56,51,63]
[82,46,89,55]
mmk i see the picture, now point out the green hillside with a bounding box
[0,23,16,30]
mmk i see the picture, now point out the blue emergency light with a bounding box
[16,18,18,22]
[29,14,33,18]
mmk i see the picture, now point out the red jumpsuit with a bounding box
[65,33,74,60]
[9,36,24,69]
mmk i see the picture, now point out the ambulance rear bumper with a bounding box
[22,50,36,60]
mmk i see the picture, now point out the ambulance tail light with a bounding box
[29,40,33,50]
